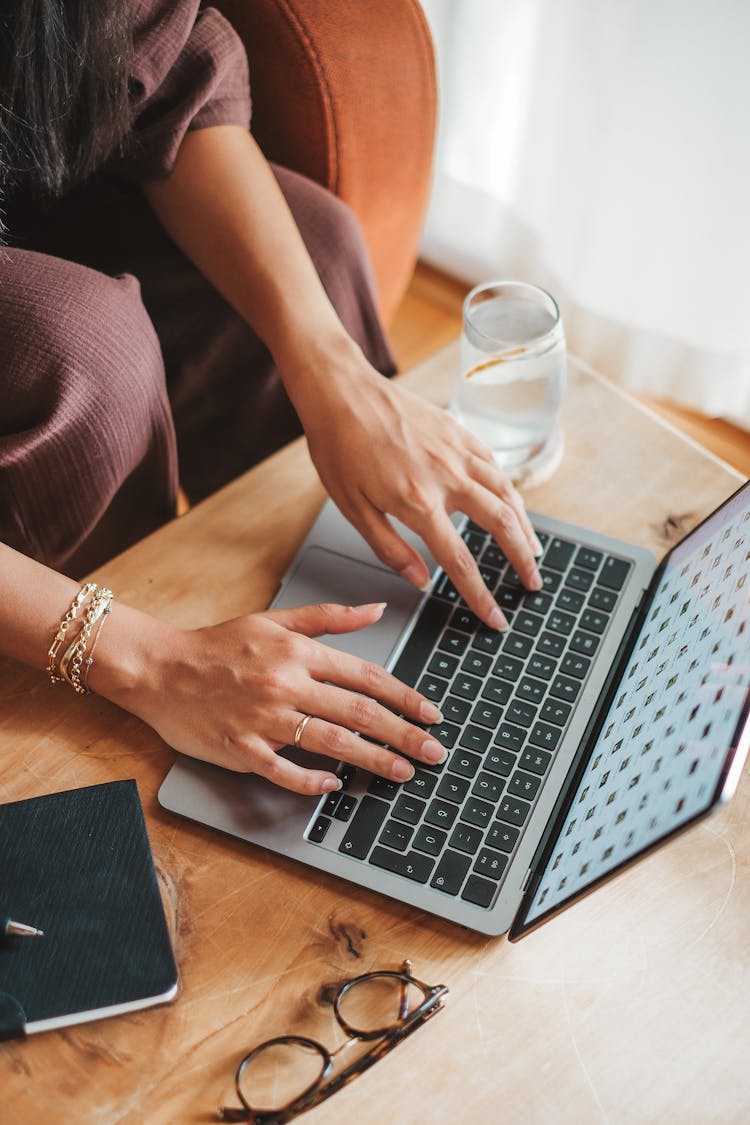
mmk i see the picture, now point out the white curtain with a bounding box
[419,0,750,432]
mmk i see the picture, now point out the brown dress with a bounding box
[0,0,394,576]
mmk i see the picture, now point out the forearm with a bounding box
[141,125,359,407]
[0,543,170,705]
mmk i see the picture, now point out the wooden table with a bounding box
[2,345,748,1124]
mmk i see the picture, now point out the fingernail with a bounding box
[399,562,429,590]
[420,701,443,724]
[488,607,509,632]
[421,739,448,765]
[321,777,343,793]
[353,601,387,615]
[392,759,415,781]
[533,535,544,557]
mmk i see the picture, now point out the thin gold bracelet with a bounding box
[47,583,97,685]
[59,587,114,695]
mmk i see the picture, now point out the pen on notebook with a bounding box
[2,917,45,939]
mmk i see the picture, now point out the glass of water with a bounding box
[451,280,566,484]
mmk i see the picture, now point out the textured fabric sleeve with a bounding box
[110,0,251,181]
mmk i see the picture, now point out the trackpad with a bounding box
[272,547,422,666]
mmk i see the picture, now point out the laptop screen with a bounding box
[512,480,750,938]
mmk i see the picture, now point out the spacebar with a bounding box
[390,597,451,688]
[338,796,389,860]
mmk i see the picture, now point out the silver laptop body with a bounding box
[159,482,750,937]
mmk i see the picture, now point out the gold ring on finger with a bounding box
[293,713,314,749]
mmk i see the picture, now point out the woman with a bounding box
[0,0,543,794]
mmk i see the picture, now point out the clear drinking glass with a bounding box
[451,280,566,484]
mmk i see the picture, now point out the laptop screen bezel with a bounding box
[508,478,750,943]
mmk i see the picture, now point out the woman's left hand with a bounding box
[292,344,544,631]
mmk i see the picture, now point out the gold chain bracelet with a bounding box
[59,586,114,695]
[47,583,97,685]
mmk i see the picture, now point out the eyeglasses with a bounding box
[217,960,448,1124]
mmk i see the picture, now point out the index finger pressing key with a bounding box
[423,507,510,631]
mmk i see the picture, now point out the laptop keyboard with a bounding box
[307,521,633,910]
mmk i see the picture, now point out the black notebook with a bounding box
[0,780,178,1038]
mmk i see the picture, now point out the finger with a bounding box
[256,745,344,797]
[416,506,509,630]
[460,480,543,592]
[342,496,431,590]
[307,644,443,727]
[302,682,447,767]
[266,601,387,638]
[292,713,423,783]
[468,456,544,557]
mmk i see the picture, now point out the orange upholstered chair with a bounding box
[213,0,437,326]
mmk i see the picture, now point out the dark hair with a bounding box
[0,0,133,202]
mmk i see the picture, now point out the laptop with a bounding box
[158,478,750,938]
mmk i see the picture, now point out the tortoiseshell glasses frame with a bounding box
[217,960,448,1124]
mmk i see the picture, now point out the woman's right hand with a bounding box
[100,601,446,795]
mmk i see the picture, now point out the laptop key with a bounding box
[537,631,565,658]
[540,698,572,726]
[472,771,505,803]
[524,590,553,615]
[431,850,472,895]
[424,798,459,830]
[550,674,581,703]
[459,725,491,754]
[367,777,399,801]
[451,607,480,633]
[544,537,576,571]
[560,653,591,680]
[580,608,608,635]
[472,630,503,655]
[308,816,332,843]
[461,797,494,829]
[404,770,438,799]
[516,611,544,637]
[494,654,524,681]
[503,633,533,659]
[438,629,470,657]
[379,819,413,852]
[589,586,618,612]
[496,796,532,827]
[430,721,461,750]
[495,723,526,754]
[506,699,537,728]
[462,529,486,557]
[392,794,426,825]
[508,770,542,800]
[442,695,471,724]
[339,795,389,859]
[462,650,493,678]
[496,585,522,610]
[528,721,562,751]
[486,820,520,851]
[518,747,552,776]
[484,746,516,777]
[481,543,506,569]
[471,700,504,729]
[600,556,631,590]
[566,567,594,592]
[570,630,600,657]
[575,547,603,571]
[412,825,446,856]
[437,774,470,804]
[481,677,512,706]
[556,587,585,613]
[370,846,434,883]
[517,676,546,706]
[333,795,357,821]
[540,568,562,593]
[479,565,502,593]
[449,749,482,777]
[434,574,460,604]
[473,848,508,881]
[428,652,459,679]
[449,823,483,855]
[461,875,497,908]
[548,610,576,636]
[527,654,556,681]
[417,673,449,702]
[452,673,482,700]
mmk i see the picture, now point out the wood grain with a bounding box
[1,346,747,1124]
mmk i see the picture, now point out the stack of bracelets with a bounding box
[47,583,115,695]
